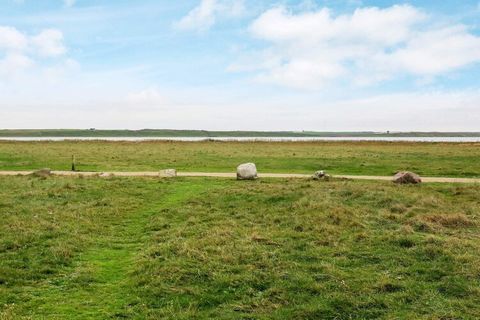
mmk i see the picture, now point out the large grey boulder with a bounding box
[237,163,257,180]
[393,171,422,184]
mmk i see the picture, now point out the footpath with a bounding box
[0,170,479,184]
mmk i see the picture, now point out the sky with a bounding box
[0,0,479,131]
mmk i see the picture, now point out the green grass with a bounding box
[1,176,480,319]
[0,140,479,177]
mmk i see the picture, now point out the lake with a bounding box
[1,137,480,142]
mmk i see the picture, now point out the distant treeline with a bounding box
[1,129,480,137]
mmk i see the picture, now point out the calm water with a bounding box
[1,137,480,142]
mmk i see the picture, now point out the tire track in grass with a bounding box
[19,178,226,319]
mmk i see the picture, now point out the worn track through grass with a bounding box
[14,179,225,319]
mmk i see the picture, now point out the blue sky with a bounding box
[1,0,479,131]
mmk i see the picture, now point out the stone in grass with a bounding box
[32,168,52,178]
[237,163,257,180]
[393,171,422,184]
[312,170,331,181]
[159,169,177,178]
[99,172,113,178]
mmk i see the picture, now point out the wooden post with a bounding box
[71,155,76,171]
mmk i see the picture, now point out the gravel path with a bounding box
[0,170,479,183]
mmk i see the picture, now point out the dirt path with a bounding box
[0,170,479,183]
[183,172,480,183]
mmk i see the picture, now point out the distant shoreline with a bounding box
[1,137,480,143]
[1,129,480,138]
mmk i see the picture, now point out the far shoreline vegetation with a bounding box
[1,129,480,137]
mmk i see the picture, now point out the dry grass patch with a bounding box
[423,213,474,228]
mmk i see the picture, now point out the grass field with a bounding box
[1,175,480,319]
[0,141,480,177]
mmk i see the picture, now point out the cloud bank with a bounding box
[231,4,480,89]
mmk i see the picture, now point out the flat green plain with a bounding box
[1,176,480,319]
[0,141,479,177]
[1,141,480,319]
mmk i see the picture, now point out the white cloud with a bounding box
[0,26,68,78]
[233,4,480,89]
[12,1,77,9]
[64,0,75,8]
[251,5,424,45]
[175,0,245,31]
[31,29,66,57]
[31,29,67,57]
[176,0,217,31]
[389,25,480,75]
[0,26,28,50]
[0,52,33,76]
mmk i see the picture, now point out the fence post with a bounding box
[72,155,76,171]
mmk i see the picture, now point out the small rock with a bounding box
[32,168,51,178]
[237,163,257,180]
[160,169,177,178]
[312,170,330,181]
[313,170,325,178]
[393,171,422,184]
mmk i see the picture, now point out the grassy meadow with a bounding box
[1,140,480,177]
[1,175,480,319]
[1,141,480,319]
